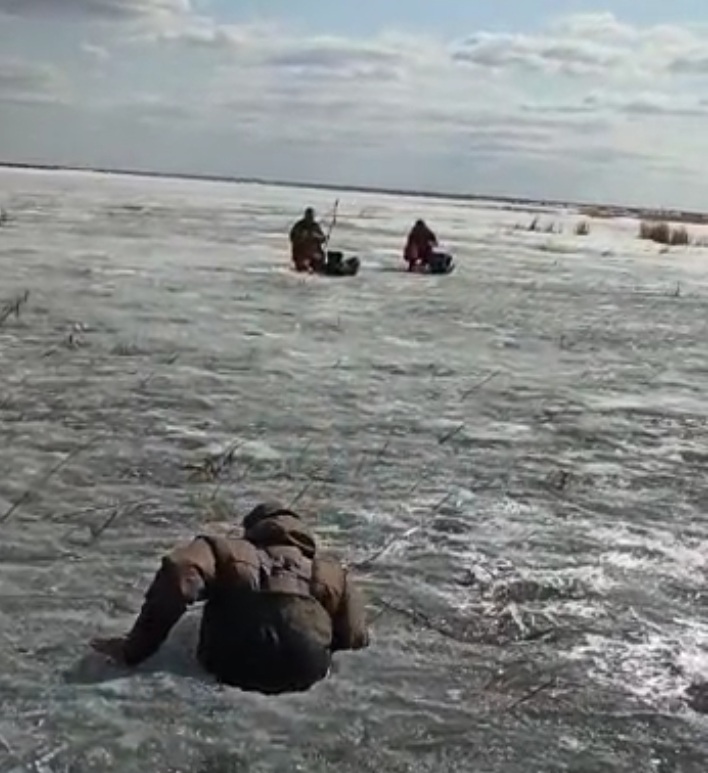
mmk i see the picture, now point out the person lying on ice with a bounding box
[404,219,438,271]
[91,501,369,694]
[289,207,327,272]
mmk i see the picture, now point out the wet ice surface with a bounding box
[1,167,708,772]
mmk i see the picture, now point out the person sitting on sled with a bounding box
[403,219,438,271]
[290,207,327,272]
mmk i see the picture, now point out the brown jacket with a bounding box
[289,217,326,268]
[121,505,369,669]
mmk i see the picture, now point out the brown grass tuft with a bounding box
[639,220,691,246]
[670,226,690,246]
[525,217,560,234]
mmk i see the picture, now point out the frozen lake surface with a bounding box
[1,167,708,772]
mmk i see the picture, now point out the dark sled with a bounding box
[315,250,361,277]
[408,251,455,275]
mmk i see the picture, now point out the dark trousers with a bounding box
[198,595,332,695]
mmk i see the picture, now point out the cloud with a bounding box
[452,13,708,79]
[0,0,192,20]
[154,22,255,49]
[150,20,441,76]
[264,37,404,73]
[0,59,69,105]
[520,90,708,120]
[668,53,708,75]
[452,32,624,76]
[609,93,708,117]
[100,93,194,122]
[106,13,707,169]
[144,12,708,102]
[80,42,110,61]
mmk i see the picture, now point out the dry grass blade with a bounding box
[289,477,316,507]
[184,440,242,482]
[372,433,394,463]
[354,429,395,478]
[0,437,98,525]
[139,352,180,388]
[460,369,500,400]
[61,498,156,543]
[294,438,314,469]
[372,597,469,644]
[54,498,150,522]
[432,491,454,511]
[354,492,451,570]
[406,476,427,497]
[354,524,422,570]
[505,601,529,639]
[353,449,369,479]
[438,423,465,445]
[86,501,144,544]
[0,290,30,329]
[502,678,557,712]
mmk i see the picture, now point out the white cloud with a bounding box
[452,13,708,80]
[668,52,708,75]
[100,92,195,122]
[149,19,443,73]
[80,42,110,61]
[0,58,69,105]
[452,31,626,76]
[523,90,708,119]
[0,0,192,20]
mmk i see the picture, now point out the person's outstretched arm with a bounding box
[91,537,216,666]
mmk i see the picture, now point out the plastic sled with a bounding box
[407,252,455,275]
[314,251,361,277]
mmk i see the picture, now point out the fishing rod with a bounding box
[324,198,340,247]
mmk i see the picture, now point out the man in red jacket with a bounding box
[404,219,438,271]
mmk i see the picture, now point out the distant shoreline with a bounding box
[1,161,707,226]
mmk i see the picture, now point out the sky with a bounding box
[1,1,708,208]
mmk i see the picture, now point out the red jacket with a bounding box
[404,222,437,262]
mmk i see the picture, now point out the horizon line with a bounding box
[1,160,706,222]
